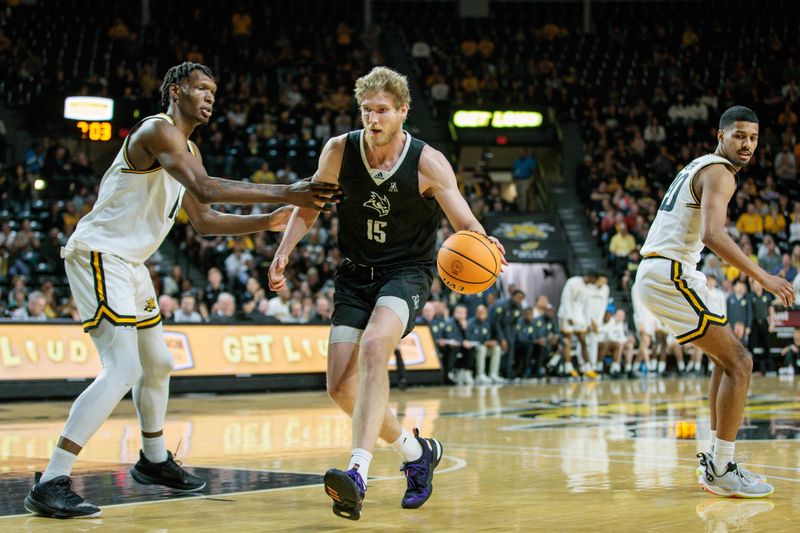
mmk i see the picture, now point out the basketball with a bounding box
[437,231,502,295]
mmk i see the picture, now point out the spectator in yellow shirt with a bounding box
[736,203,763,236]
[251,162,276,184]
[609,222,637,271]
[764,202,787,236]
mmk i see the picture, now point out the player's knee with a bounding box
[326,376,354,404]
[114,359,144,389]
[728,346,753,379]
[359,336,391,370]
[147,348,174,380]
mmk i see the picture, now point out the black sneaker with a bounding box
[400,428,443,509]
[324,467,366,521]
[24,472,102,519]
[130,450,206,491]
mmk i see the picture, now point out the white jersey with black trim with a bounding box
[67,113,194,264]
[640,154,734,267]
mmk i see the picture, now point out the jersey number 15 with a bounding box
[367,219,387,243]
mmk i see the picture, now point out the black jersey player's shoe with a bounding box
[400,428,444,509]
[130,450,206,491]
[24,472,102,519]
[324,467,366,520]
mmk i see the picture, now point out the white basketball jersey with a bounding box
[558,276,588,319]
[640,154,734,267]
[585,283,610,327]
[67,113,192,264]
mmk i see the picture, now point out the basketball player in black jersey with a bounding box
[269,66,506,520]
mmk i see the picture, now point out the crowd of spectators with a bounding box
[3,1,800,382]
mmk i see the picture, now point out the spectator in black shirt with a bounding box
[749,280,774,373]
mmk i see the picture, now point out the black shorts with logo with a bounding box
[332,259,434,337]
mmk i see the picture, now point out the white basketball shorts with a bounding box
[633,255,727,345]
[559,315,588,334]
[63,248,161,332]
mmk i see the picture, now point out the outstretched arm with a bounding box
[182,194,294,236]
[180,144,294,235]
[139,120,339,209]
[420,146,507,264]
[699,165,794,306]
[268,135,345,290]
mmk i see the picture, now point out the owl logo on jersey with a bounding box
[363,191,391,217]
[144,298,156,312]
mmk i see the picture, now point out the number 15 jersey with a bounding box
[640,154,734,267]
[336,129,441,268]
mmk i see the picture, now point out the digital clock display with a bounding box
[77,121,112,141]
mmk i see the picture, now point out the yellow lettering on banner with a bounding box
[46,341,64,362]
[70,340,88,363]
[24,340,38,363]
[223,336,241,363]
[256,335,272,363]
[300,338,313,359]
[317,339,328,358]
[241,336,260,363]
[1,337,20,367]
[283,336,301,363]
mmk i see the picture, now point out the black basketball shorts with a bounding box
[332,261,434,337]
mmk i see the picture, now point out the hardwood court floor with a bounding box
[1,376,799,532]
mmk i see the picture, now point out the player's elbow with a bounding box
[700,227,722,248]
[183,175,216,204]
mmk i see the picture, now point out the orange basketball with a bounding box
[437,231,502,295]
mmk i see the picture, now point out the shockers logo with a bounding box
[389,182,398,192]
[144,298,156,312]
[412,294,420,310]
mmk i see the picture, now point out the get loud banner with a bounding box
[0,323,440,381]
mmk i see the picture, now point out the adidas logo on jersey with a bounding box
[389,182,398,192]
[370,169,390,186]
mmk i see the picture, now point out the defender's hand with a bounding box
[286,179,341,211]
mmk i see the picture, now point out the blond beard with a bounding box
[366,123,402,148]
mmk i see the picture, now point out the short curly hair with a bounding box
[159,62,214,110]
[354,66,411,108]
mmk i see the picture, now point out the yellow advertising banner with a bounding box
[0,324,441,381]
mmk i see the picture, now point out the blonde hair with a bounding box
[354,66,411,108]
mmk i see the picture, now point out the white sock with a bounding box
[565,361,574,373]
[713,438,735,474]
[657,361,666,373]
[611,362,621,373]
[348,448,372,486]
[142,435,168,463]
[41,447,79,483]
[677,361,685,371]
[625,364,632,372]
[390,428,423,463]
[709,430,716,453]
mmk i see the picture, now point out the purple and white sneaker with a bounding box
[400,428,444,509]
[324,467,366,520]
